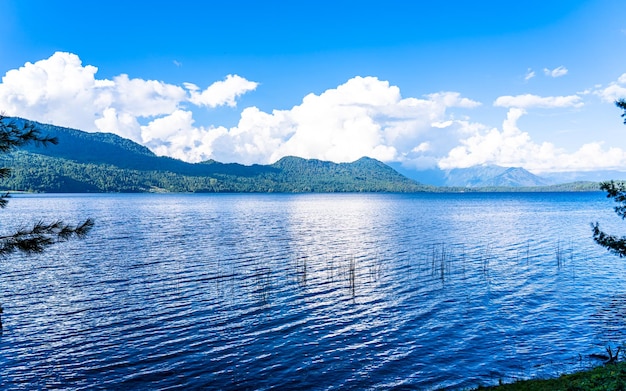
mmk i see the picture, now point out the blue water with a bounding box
[1,192,626,390]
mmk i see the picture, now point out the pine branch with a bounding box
[0,115,58,153]
[617,99,626,125]
[0,167,11,179]
[0,116,58,211]
[593,181,626,255]
[592,222,626,257]
[0,192,9,209]
[0,218,94,256]
[592,102,626,257]
[600,181,626,219]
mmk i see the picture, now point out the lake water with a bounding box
[1,192,626,390]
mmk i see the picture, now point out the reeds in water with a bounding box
[555,239,574,269]
[254,266,272,304]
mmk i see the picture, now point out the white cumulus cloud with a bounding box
[0,52,107,134]
[149,76,482,166]
[0,52,258,143]
[439,105,626,172]
[3,52,626,173]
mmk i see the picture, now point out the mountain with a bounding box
[445,166,553,187]
[0,118,430,193]
[390,163,552,187]
[0,117,614,193]
[268,156,430,192]
[18,120,273,177]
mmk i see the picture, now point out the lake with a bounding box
[1,192,626,390]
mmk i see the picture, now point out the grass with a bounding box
[475,361,626,391]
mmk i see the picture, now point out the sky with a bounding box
[1,0,626,173]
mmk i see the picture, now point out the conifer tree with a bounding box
[592,99,626,256]
[0,116,94,253]
[0,115,94,330]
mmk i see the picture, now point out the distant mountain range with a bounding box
[0,117,619,193]
[390,164,552,187]
[391,163,626,188]
[0,118,430,193]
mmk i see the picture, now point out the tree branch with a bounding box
[617,99,626,125]
[0,115,58,153]
[592,222,626,257]
[0,218,94,256]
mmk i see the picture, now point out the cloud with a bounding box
[185,75,259,108]
[112,74,187,118]
[0,52,107,134]
[0,55,481,168]
[493,93,583,109]
[0,52,258,142]
[149,76,481,166]
[439,90,626,172]
[524,68,535,81]
[3,52,625,173]
[439,106,626,172]
[543,66,568,78]
[594,73,626,102]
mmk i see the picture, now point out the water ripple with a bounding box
[0,192,624,390]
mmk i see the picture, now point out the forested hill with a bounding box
[0,118,431,193]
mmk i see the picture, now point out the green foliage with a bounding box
[0,151,431,193]
[0,219,94,256]
[593,181,626,257]
[477,361,626,390]
[265,156,427,192]
[592,100,626,257]
[617,99,626,125]
[0,116,93,257]
[0,116,58,152]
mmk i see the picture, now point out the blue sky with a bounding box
[2,0,626,172]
